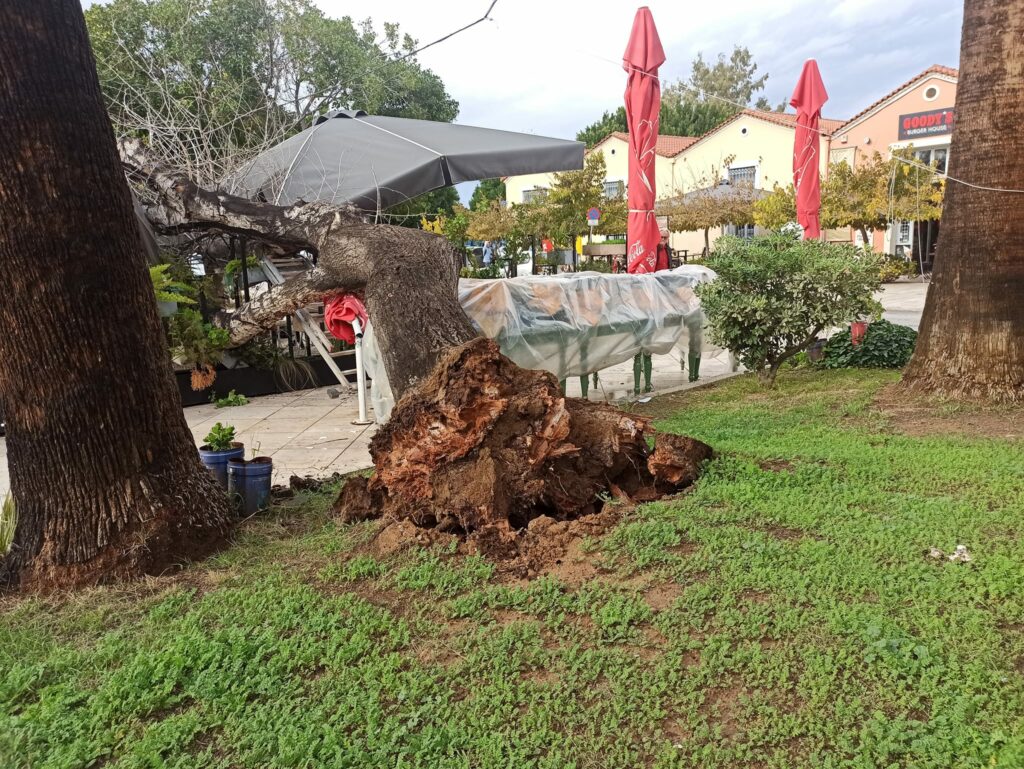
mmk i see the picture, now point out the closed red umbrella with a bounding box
[623,7,665,274]
[790,59,829,240]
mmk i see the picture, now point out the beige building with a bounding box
[503,109,844,257]
[503,131,697,207]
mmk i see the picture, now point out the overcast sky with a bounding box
[82,0,963,138]
[315,0,964,138]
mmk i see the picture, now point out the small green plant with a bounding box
[0,494,15,555]
[696,235,882,387]
[169,309,231,390]
[213,390,249,408]
[224,255,262,283]
[822,320,918,369]
[203,422,236,451]
[149,264,197,304]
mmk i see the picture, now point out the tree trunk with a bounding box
[0,0,232,591]
[901,1,1024,402]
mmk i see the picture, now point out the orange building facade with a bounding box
[828,65,958,266]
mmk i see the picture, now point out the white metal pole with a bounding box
[350,318,373,425]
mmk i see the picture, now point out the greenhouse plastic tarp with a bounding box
[364,265,721,422]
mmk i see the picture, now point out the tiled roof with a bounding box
[603,131,699,157]
[834,65,959,134]
[679,108,848,154]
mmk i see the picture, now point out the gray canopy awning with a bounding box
[228,110,585,211]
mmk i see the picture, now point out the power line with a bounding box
[394,1,498,62]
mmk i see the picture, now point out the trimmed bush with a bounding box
[697,235,882,387]
[822,319,918,369]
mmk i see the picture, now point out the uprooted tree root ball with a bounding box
[334,339,712,552]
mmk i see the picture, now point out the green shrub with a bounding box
[203,422,236,451]
[696,235,882,387]
[213,389,249,408]
[169,309,231,370]
[822,320,918,369]
[878,257,913,283]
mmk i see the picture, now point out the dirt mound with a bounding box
[874,383,1024,439]
[335,339,712,551]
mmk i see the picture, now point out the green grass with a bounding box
[3,369,1023,768]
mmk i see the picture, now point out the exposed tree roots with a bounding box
[334,339,712,551]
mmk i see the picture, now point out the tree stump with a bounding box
[335,339,712,540]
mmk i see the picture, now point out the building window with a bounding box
[913,147,948,174]
[923,85,940,101]
[730,223,755,239]
[729,165,756,186]
[522,187,548,204]
[603,180,624,199]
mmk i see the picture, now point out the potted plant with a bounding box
[169,309,231,390]
[227,444,273,516]
[224,255,266,288]
[150,264,197,317]
[198,422,244,489]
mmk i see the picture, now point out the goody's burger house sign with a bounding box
[898,107,956,140]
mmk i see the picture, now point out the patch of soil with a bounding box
[759,459,795,473]
[700,679,747,740]
[873,383,1024,439]
[644,581,685,612]
[334,339,712,557]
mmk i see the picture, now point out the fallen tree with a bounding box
[124,143,713,543]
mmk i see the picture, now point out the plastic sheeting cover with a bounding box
[364,265,721,422]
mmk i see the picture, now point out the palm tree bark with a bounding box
[901,1,1024,401]
[0,0,232,591]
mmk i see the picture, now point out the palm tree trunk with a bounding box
[901,1,1024,401]
[0,0,233,591]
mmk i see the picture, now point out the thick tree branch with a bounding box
[119,139,476,397]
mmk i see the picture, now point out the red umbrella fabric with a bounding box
[790,59,829,240]
[623,7,665,274]
[324,294,368,345]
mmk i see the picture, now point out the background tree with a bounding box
[0,0,233,590]
[379,187,460,228]
[542,153,613,251]
[576,46,765,148]
[668,46,769,107]
[469,178,507,212]
[902,0,1024,401]
[753,183,797,230]
[85,0,458,185]
[658,161,760,256]
[755,153,944,248]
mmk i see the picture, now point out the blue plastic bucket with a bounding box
[198,443,244,489]
[227,457,273,515]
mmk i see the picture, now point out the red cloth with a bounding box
[790,59,828,240]
[623,7,665,275]
[654,242,670,272]
[324,294,367,344]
